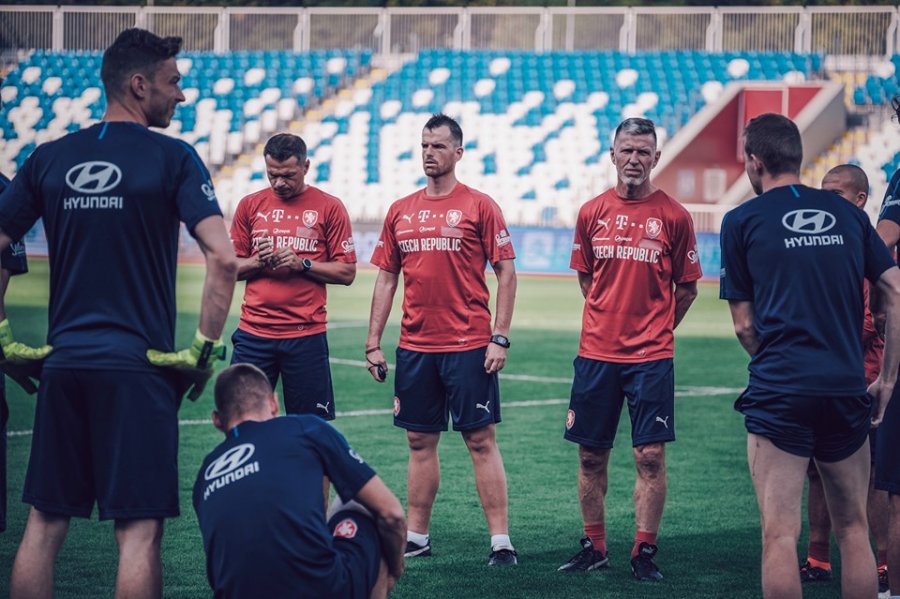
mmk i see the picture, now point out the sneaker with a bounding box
[799,560,832,583]
[488,548,518,566]
[557,537,609,572]
[878,565,889,598]
[404,538,432,558]
[630,542,663,582]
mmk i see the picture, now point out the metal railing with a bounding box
[1,5,898,58]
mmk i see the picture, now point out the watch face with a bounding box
[492,334,510,347]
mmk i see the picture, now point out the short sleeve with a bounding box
[230,197,253,259]
[0,156,43,241]
[173,143,223,233]
[863,219,895,284]
[370,205,401,273]
[670,209,703,284]
[719,210,753,301]
[0,240,28,275]
[324,199,357,263]
[569,205,594,274]
[308,418,376,502]
[478,197,515,265]
[878,169,900,226]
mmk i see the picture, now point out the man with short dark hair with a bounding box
[799,165,891,596]
[721,113,900,599]
[194,363,406,598]
[874,95,900,599]
[230,132,356,420]
[0,28,237,598]
[560,117,701,581]
[366,112,519,566]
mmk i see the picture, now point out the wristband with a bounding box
[365,346,381,355]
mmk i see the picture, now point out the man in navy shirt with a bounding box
[720,113,900,599]
[874,94,900,598]
[0,29,237,599]
[194,363,406,598]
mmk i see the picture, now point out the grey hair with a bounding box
[614,117,657,145]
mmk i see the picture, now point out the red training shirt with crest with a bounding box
[231,186,356,338]
[570,188,702,363]
[371,183,515,352]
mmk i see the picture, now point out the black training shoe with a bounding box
[404,538,432,558]
[630,542,663,582]
[799,560,832,583]
[878,565,889,598]
[488,548,518,566]
[557,537,610,572]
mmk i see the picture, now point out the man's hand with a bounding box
[868,376,895,427]
[147,329,226,401]
[269,248,303,271]
[484,343,507,374]
[365,346,388,382]
[255,236,275,268]
[0,319,51,394]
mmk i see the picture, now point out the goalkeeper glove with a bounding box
[0,319,52,394]
[146,329,226,401]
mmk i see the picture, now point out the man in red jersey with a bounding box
[559,117,701,581]
[230,133,356,420]
[366,113,518,567]
[799,164,891,597]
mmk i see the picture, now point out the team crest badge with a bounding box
[645,217,662,239]
[393,397,401,416]
[446,209,462,227]
[302,210,318,228]
[333,518,358,539]
[566,409,575,430]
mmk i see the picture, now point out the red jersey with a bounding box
[231,186,356,339]
[371,183,515,352]
[863,282,883,384]
[571,188,702,363]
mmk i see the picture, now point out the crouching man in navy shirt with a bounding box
[194,364,406,598]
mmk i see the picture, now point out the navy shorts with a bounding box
[875,383,900,494]
[565,357,675,449]
[735,386,872,462]
[327,509,382,599]
[23,368,181,520]
[231,329,334,420]
[393,346,500,433]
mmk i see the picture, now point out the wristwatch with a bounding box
[301,258,312,272]
[490,334,511,348]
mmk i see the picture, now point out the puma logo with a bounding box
[597,218,610,229]
[256,211,270,222]
[401,214,413,223]
[476,401,491,413]
[316,402,331,413]
[655,416,669,429]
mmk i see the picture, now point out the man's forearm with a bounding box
[304,261,356,286]
[673,282,698,329]
[375,510,406,579]
[198,256,237,339]
[236,255,264,281]
[367,271,398,347]
[492,262,516,336]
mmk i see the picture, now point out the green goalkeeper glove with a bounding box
[146,329,226,401]
[0,319,52,394]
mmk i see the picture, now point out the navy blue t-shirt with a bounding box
[879,168,900,235]
[0,122,221,370]
[720,184,895,396]
[193,415,377,598]
[0,174,27,276]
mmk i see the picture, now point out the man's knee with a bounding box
[407,431,439,454]
[634,443,666,479]
[578,446,609,476]
[114,518,164,552]
[462,425,496,455]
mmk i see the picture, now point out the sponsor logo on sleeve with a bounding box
[495,229,512,247]
[341,237,356,253]
[201,180,217,202]
[687,247,698,264]
[348,447,365,464]
[572,243,581,252]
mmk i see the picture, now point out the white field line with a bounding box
[6,385,741,438]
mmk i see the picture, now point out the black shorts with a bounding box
[327,509,383,599]
[393,346,500,433]
[735,386,872,462]
[23,368,181,520]
[875,383,900,494]
[231,329,334,420]
[0,381,7,532]
[565,357,675,449]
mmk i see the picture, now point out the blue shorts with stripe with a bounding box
[393,346,500,433]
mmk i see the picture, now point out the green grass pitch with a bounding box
[0,261,847,598]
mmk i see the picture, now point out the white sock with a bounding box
[491,534,513,551]
[407,530,429,545]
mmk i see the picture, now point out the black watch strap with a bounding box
[490,334,510,348]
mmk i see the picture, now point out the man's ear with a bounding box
[129,72,149,100]
[269,392,280,417]
[212,409,225,433]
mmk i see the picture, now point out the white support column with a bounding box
[52,8,63,51]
